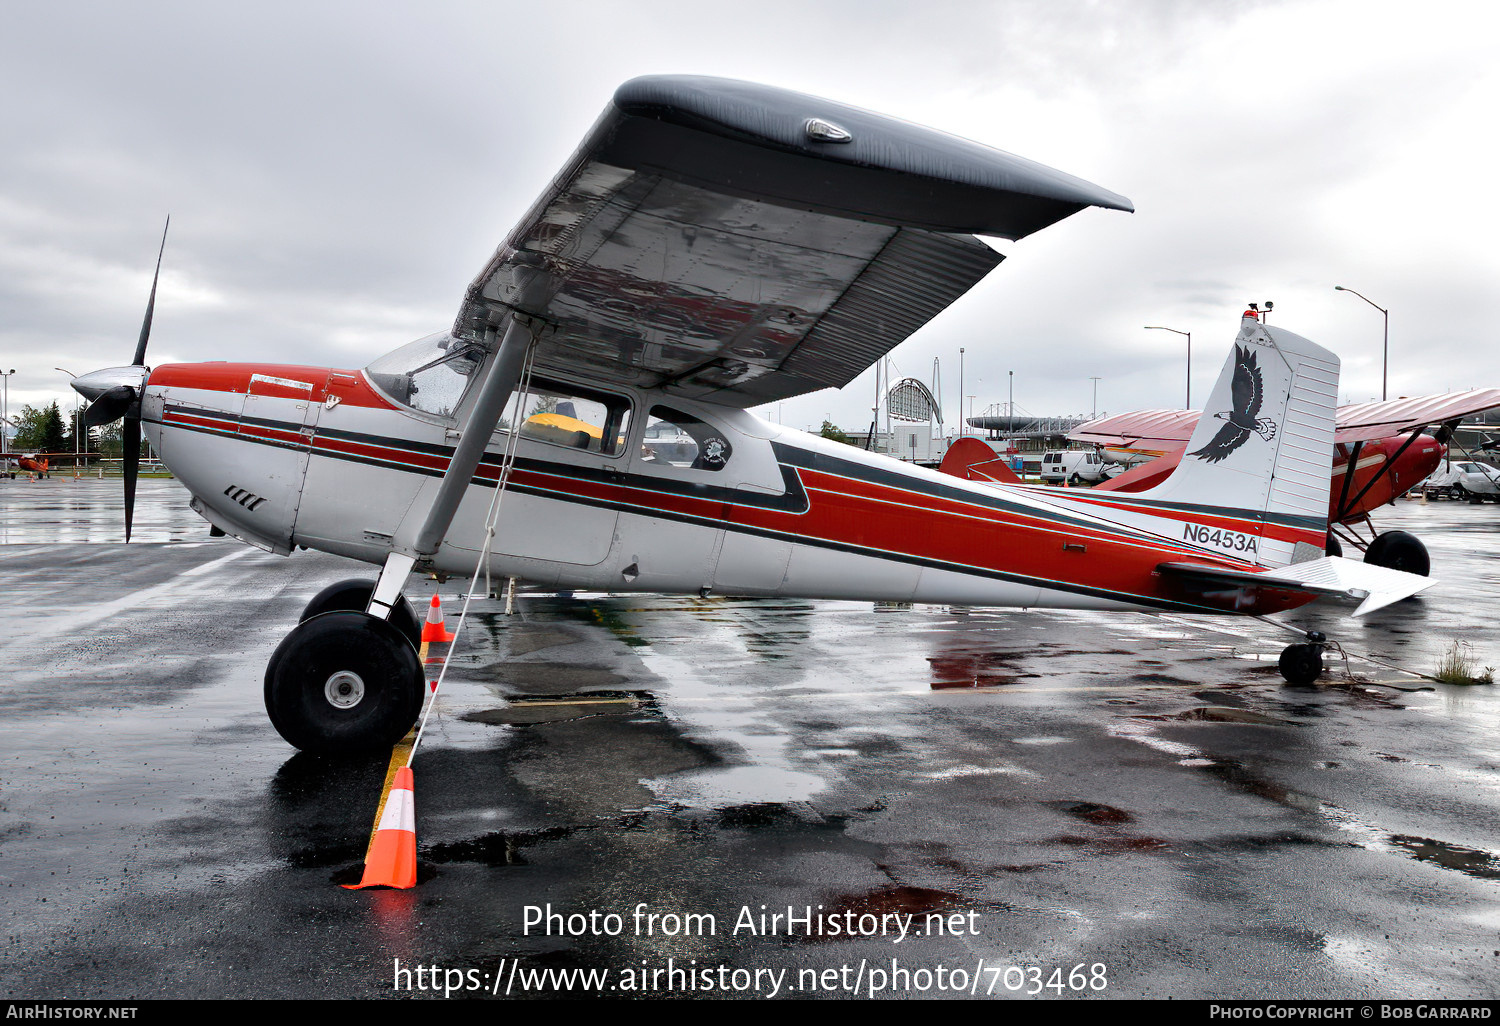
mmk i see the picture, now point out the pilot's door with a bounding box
[453,378,625,568]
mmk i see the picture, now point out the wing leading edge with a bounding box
[1072,389,1500,450]
[457,76,1132,407]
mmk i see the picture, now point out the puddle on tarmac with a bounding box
[1046,801,1134,825]
[1174,706,1289,726]
[926,651,1042,689]
[1051,834,1171,854]
[420,825,577,867]
[714,802,818,829]
[463,691,654,726]
[798,885,965,943]
[476,662,629,695]
[1114,716,1500,881]
[1388,835,1500,880]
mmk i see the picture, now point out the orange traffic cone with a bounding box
[420,594,455,643]
[345,766,417,889]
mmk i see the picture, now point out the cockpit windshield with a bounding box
[365,332,484,418]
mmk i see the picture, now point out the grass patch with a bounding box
[1434,641,1495,685]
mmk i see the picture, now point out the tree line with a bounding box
[5,401,123,456]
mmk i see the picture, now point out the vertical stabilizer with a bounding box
[1137,312,1339,568]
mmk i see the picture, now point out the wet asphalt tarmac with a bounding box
[2,476,1499,1000]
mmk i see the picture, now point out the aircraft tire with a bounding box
[1325,532,1342,557]
[1363,530,1430,577]
[264,610,425,755]
[1278,643,1324,685]
[300,578,422,652]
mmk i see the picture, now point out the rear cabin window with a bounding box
[641,407,732,471]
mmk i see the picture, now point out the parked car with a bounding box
[1039,449,1110,485]
[1420,460,1500,502]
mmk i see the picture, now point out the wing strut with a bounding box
[1334,426,1426,523]
[364,316,537,622]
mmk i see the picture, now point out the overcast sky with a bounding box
[2,0,1496,436]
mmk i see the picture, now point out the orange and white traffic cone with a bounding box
[420,594,455,644]
[345,766,417,890]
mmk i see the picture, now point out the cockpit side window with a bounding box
[641,406,732,471]
[366,333,483,418]
[500,380,633,457]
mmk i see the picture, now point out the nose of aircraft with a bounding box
[71,365,149,421]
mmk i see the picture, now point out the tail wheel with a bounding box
[1278,644,1324,685]
[264,611,425,755]
[1363,530,1430,577]
[300,578,421,652]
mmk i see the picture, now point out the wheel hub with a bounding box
[323,670,366,709]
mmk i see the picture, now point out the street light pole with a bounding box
[1145,326,1192,408]
[958,347,965,439]
[1089,376,1102,420]
[1,369,13,455]
[56,367,81,461]
[1334,285,1389,401]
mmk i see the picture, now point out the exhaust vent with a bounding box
[223,485,268,512]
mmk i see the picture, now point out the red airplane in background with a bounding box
[943,381,1500,576]
[2,454,51,478]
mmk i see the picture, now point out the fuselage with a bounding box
[140,349,1329,618]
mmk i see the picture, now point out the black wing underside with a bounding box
[456,76,1132,407]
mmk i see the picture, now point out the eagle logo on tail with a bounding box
[1189,344,1279,464]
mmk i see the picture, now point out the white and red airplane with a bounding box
[70,76,1433,756]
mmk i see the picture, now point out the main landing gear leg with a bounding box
[261,317,538,755]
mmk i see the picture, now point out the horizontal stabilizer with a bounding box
[1263,556,1435,616]
[1157,557,1434,617]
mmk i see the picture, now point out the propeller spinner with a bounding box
[71,217,169,542]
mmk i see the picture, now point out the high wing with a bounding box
[1333,389,1500,443]
[455,75,1133,407]
[1071,388,1500,450]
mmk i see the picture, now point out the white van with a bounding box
[1039,449,1108,485]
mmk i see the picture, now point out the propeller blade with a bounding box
[132,215,169,368]
[123,417,140,543]
[83,385,137,428]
